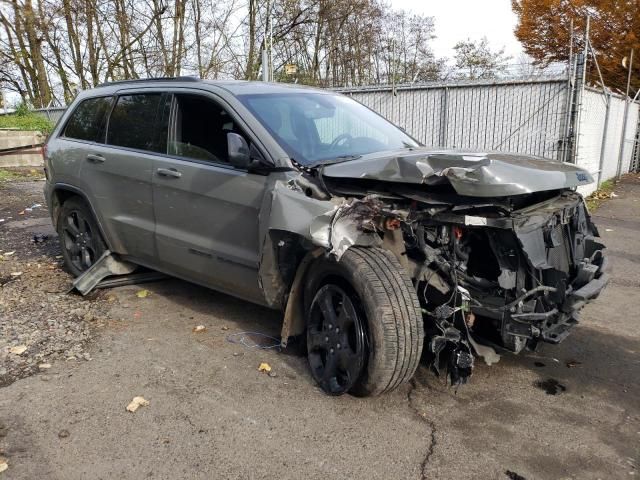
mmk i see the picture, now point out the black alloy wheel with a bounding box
[57,198,106,276]
[307,284,367,395]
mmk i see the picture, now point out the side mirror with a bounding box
[227,132,251,169]
[227,132,274,171]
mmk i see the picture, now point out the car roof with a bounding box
[89,77,332,97]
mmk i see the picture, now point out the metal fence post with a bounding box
[439,87,449,147]
[568,52,586,164]
[597,91,611,187]
[616,100,631,178]
[616,49,634,178]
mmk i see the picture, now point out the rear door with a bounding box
[151,91,268,304]
[79,91,169,262]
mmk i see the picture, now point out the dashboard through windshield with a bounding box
[237,92,420,166]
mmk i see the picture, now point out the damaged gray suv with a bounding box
[44,78,609,396]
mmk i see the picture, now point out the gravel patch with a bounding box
[0,178,110,387]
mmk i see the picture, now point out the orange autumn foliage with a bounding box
[512,0,640,94]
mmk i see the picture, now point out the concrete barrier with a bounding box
[0,129,45,167]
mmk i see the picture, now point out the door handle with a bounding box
[86,153,105,163]
[157,167,182,178]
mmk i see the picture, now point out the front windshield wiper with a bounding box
[308,155,362,168]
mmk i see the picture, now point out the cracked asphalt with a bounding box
[1,173,639,479]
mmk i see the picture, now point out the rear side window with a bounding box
[63,96,113,142]
[107,94,165,152]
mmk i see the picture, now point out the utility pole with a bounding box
[261,0,271,82]
[616,49,634,179]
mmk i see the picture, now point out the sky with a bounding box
[389,0,524,63]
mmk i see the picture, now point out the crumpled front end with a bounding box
[296,177,609,386]
[262,153,608,387]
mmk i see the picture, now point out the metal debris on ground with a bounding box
[258,362,272,373]
[126,396,150,412]
[226,332,281,351]
[192,325,206,333]
[71,250,137,295]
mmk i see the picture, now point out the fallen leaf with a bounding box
[18,210,25,215]
[9,345,27,355]
[258,362,272,373]
[221,326,229,331]
[610,192,618,198]
[126,396,150,413]
[192,325,206,333]
[136,289,150,298]
[0,458,7,473]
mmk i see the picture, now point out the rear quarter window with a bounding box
[63,96,113,142]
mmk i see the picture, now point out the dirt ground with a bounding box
[1,170,639,480]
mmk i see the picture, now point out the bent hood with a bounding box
[320,149,593,197]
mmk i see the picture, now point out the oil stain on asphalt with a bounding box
[534,378,567,395]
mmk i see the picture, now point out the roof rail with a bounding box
[98,76,201,87]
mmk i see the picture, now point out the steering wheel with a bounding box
[330,133,353,150]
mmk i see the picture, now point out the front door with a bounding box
[152,92,268,304]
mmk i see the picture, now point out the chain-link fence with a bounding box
[576,88,640,193]
[338,76,571,161]
[337,68,640,196]
[631,116,640,172]
[32,107,67,123]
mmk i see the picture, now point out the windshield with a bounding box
[237,92,420,166]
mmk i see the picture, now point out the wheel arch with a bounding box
[49,183,114,251]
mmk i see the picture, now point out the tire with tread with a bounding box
[305,246,424,396]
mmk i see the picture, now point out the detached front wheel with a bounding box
[305,247,424,397]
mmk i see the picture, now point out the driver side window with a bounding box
[169,94,247,164]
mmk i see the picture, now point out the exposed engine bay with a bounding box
[318,185,608,385]
[263,149,610,387]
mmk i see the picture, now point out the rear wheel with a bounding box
[57,197,106,277]
[305,247,424,397]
